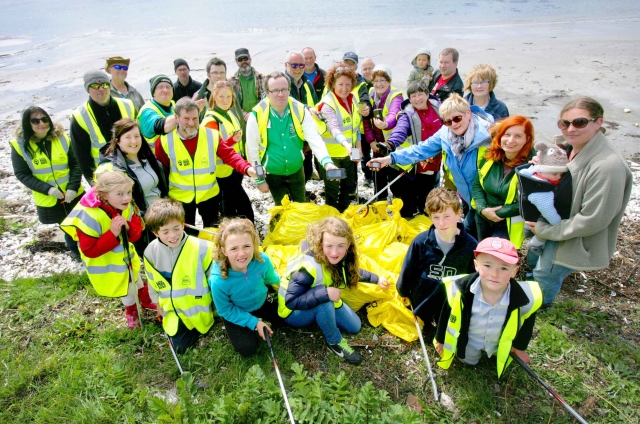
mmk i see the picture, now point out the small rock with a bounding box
[635,123,639,127]
[406,393,423,413]
[440,392,456,412]
[561,325,575,336]
[623,108,631,113]
[0,192,9,200]
[372,334,378,341]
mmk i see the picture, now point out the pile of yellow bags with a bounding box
[263,196,433,342]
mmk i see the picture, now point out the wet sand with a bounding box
[1,16,640,154]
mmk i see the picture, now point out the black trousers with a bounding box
[323,156,356,213]
[223,296,286,357]
[182,194,221,235]
[218,171,255,223]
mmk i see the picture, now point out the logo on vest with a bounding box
[289,124,295,134]
[181,276,191,286]
[200,157,209,167]
[178,159,191,167]
[449,315,457,324]
[343,116,351,125]
[34,158,49,165]
[157,281,166,289]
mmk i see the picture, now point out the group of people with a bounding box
[8,44,633,373]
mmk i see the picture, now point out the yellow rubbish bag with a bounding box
[378,242,409,275]
[341,200,388,230]
[338,253,396,312]
[367,296,423,342]
[353,199,404,260]
[409,214,433,234]
[262,195,340,247]
[264,244,301,278]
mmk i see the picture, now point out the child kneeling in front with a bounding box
[279,217,389,365]
[397,188,477,327]
[61,170,156,329]
[209,218,286,357]
[143,198,214,354]
[434,237,543,377]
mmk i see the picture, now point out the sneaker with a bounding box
[125,304,140,329]
[327,339,362,365]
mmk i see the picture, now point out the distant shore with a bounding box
[1,16,640,154]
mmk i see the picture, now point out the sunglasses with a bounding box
[335,66,350,73]
[236,56,249,62]
[89,82,110,90]
[214,81,233,88]
[112,64,128,71]
[30,117,50,125]
[557,117,598,129]
[443,115,464,126]
[288,63,304,69]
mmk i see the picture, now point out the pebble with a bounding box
[624,108,631,113]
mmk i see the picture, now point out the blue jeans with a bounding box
[284,301,361,345]
[532,241,574,305]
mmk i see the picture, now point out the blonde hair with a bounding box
[425,187,462,216]
[212,218,263,279]
[145,198,185,233]
[95,170,142,219]
[305,217,359,289]
[464,64,498,92]
[208,81,236,110]
[439,93,469,118]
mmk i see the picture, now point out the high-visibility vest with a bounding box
[144,236,214,336]
[72,98,135,165]
[474,160,525,248]
[277,253,344,318]
[159,128,219,204]
[321,80,366,131]
[252,97,306,162]
[369,86,403,141]
[137,100,175,150]
[434,275,542,377]
[315,91,361,158]
[202,109,243,178]
[302,82,315,107]
[60,202,139,298]
[441,145,487,192]
[10,134,84,207]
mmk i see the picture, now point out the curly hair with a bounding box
[463,64,498,92]
[305,217,359,289]
[212,218,263,279]
[485,115,535,168]
[324,62,357,92]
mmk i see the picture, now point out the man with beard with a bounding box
[155,98,257,229]
[229,48,265,122]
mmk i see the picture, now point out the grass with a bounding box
[0,271,638,423]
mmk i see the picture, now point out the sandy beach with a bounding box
[1,15,640,154]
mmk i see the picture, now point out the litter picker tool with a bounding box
[511,353,588,424]
[184,223,217,236]
[121,225,143,328]
[356,171,406,214]
[263,328,295,424]
[163,329,184,375]
[410,304,438,402]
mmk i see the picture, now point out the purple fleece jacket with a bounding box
[363,87,403,143]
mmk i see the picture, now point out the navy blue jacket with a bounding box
[464,92,509,122]
[397,223,477,315]
[285,251,379,311]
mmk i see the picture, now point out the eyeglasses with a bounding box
[443,115,464,126]
[268,88,289,95]
[89,82,110,90]
[288,63,305,69]
[236,56,250,63]
[30,117,50,125]
[557,117,598,129]
[112,64,128,71]
[471,81,489,87]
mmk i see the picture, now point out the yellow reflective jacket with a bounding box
[202,109,243,178]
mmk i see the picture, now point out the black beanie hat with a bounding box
[149,74,173,95]
[174,58,189,72]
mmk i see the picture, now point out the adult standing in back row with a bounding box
[230,48,265,122]
[429,48,464,103]
[173,58,202,101]
[106,56,145,111]
[70,70,136,183]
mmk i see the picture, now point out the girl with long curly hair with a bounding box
[209,218,286,357]
[278,217,389,365]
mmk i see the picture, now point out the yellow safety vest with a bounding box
[252,97,306,161]
[72,98,135,165]
[277,253,344,318]
[441,145,487,192]
[315,92,361,158]
[434,275,542,377]
[474,160,525,248]
[368,86,403,141]
[202,109,243,178]
[10,134,84,207]
[160,128,219,204]
[144,236,214,336]
[60,202,139,297]
[321,80,366,132]
[137,100,175,150]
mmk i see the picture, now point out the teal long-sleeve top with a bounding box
[209,252,280,330]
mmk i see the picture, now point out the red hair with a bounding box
[485,115,534,168]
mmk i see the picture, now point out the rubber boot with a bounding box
[125,304,140,329]
[138,282,157,310]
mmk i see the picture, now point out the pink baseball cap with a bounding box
[474,237,519,264]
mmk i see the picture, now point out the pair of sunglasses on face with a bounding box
[288,63,304,69]
[112,64,128,70]
[89,82,110,90]
[557,117,598,129]
[30,117,50,125]
[443,115,464,127]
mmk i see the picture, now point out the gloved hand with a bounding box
[48,187,64,199]
[64,190,77,203]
